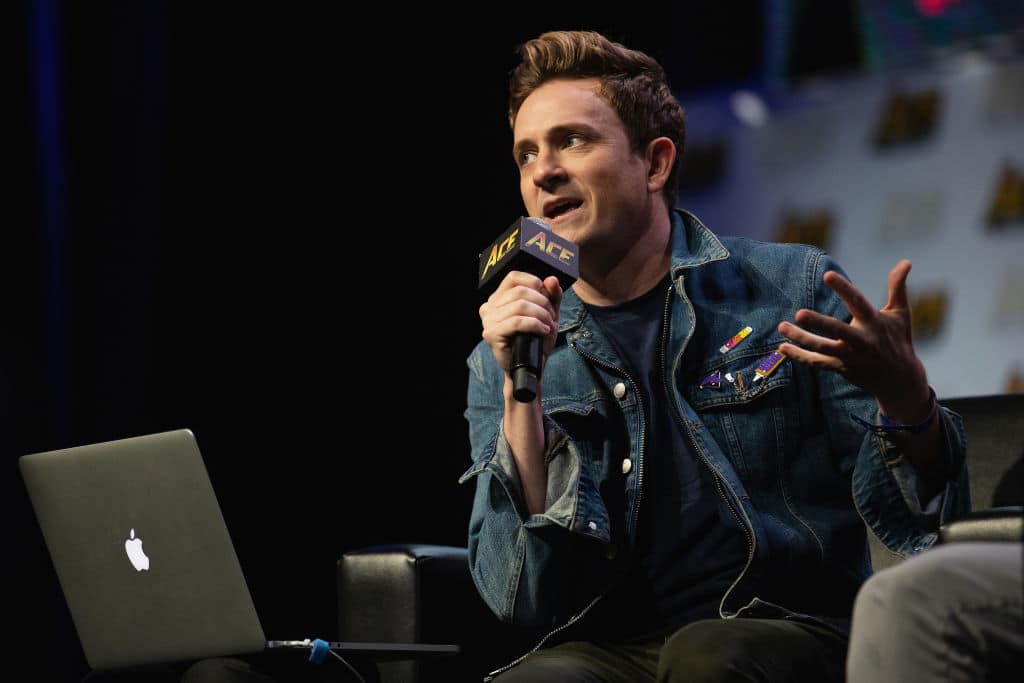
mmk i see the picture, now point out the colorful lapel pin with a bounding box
[719,326,753,354]
[699,369,722,389]
[752,349,786,383]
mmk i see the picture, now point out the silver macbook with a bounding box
[19,429,268,671]
[19,428,460,673]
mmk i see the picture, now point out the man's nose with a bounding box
[531,151,568,191]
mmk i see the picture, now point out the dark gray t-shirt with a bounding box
[584,276,748,641]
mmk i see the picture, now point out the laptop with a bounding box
[19,428,458,672]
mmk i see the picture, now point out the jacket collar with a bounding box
[558,209,730,332]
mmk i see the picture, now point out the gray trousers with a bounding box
[847,541,1023,683]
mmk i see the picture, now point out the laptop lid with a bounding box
[19,429,267,671]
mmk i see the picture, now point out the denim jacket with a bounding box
[460,209,969,645]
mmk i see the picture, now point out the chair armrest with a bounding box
[938,507,1023,544]
[337,544,536,683]
[337,544,470,644]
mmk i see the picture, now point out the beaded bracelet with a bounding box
[851,388,938,434]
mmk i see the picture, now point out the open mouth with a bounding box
[544,198,583,221]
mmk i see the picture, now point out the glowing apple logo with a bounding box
[124,528,150,571]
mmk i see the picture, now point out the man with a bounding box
[462,30,969,681]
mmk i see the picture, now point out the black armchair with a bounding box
[338,394,1024,682]
[336,544,537,682]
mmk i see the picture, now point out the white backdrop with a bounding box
[678,54,1024,399]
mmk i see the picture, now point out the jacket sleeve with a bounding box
[807,251,970,557]
[459,341,610,627]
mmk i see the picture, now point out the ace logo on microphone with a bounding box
[478,217,579,291]
[523,230,575,264]
[480,226,522,281]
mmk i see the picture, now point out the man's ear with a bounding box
[645,137,676,194]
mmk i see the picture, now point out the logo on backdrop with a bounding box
[985,163,1024,229]
[1006,366,1024,394]
[774,207,834,251]
[873,89,941,149]
[124,528,150,572]
[909,287,949,343]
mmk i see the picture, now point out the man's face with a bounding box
[512,78,650,253]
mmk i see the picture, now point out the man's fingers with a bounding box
[482,315,552,346]
[543,276,564,320]
[487,282,557,318]
[791,310,867,347]
[823,271,877,323]
[778,321,847,356]
[498,270,547,293]
[486,297,555,330]
[884,259,912,312]
[777,342,844,372]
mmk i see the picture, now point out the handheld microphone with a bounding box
[478,217,579,402]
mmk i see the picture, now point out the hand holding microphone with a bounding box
[478,217,579,402]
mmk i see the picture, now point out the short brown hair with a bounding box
[508,30,686,208]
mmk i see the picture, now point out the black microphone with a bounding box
[478,217,579,402]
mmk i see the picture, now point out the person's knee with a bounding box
[659,621,753,682]
[853,563,902,624]
[660,619,845,683]
[493,642,642,683]
[855,547,965,624]
[492,654,600,683]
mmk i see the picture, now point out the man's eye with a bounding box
[519,151,537,166]
[565,134,585,148]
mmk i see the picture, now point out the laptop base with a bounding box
[266,639,459,662]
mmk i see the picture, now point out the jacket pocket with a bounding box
[686,348,792,410]
[683,350,794,482]
[543,397,629,542]
[542,397,620,476]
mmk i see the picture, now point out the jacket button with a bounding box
[621,458,632,474]
[613,382,627,399]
